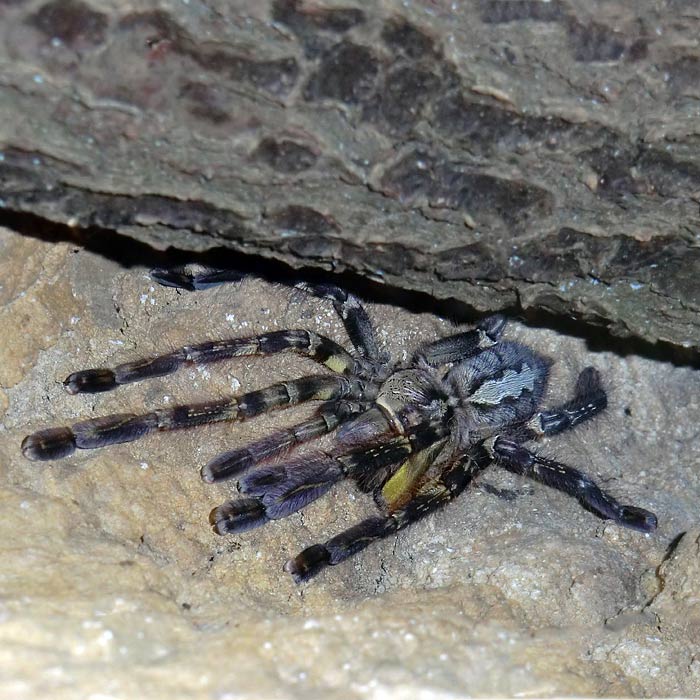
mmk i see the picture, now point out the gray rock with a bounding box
[0,1,698,354]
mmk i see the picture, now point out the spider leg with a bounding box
[210,453,347,535]
[295,282,384,362]
[150,264,244,291]
[151,269,383,362]
[22,375,350,461]
[490,437,657,532]
[527,367,607,437]
[210,422,447,535]
[202,399,366,483]
[284,446,492,583]
[61,329,355,395]
[412,315,506,366]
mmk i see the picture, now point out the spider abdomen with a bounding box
[447,341,551,427]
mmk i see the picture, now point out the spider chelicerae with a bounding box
[22,268,657,582]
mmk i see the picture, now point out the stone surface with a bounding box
[0,0,699,354]
[1,226,699,698]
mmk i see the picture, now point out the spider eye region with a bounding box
[375,369,446,432]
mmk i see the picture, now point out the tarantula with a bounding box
[22,269,657,582]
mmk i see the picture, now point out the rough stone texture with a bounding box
[2,226,700,698]
[0,0,699,355]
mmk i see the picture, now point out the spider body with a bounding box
[22,269,657,582]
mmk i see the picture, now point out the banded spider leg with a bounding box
[21,328,361,464]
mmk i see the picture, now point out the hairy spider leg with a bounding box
[202,399,368,483]
[284,445,493,583]
[61,329,355,394]
[210,421,447,536]
[22,375,350,461]
[150,265,245,291]
[295,282,384,362]
[149,266,383,364]
[490,437,657,532]
[526,367,608,437]
[412,314,507,366]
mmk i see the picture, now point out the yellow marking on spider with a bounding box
[324,355,351,373]
[316,385,341,401]
[382,440,446,509]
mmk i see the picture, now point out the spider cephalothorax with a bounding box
[22,269,657,582]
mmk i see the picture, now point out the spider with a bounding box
[22,268,657,582]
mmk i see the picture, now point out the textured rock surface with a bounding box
[2,226,699,698]
[0,0,699,354]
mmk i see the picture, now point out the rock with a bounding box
[0,1,698,354]
[2,226,699,697]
